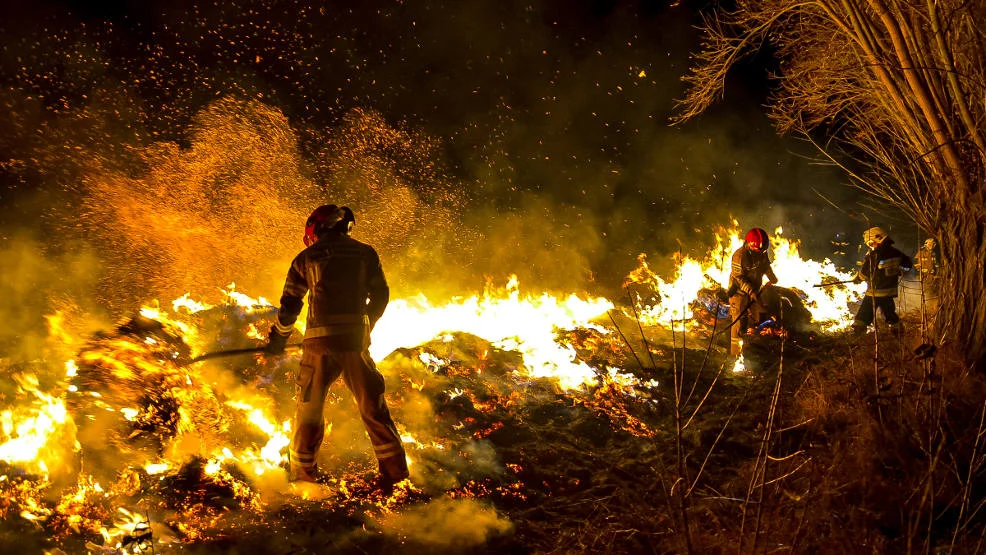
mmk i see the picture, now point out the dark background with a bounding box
[0,0,905,314]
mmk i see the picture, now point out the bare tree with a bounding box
[675,0,986,365]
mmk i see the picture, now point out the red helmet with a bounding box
[303,205,345,246]
[745,228,769,253]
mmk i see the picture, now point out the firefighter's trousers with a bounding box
[853,295,900,327]
[920,275,940,317]
[289,337,408,482]
[729,292,765,356]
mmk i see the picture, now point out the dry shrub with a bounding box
[776,327,986,552]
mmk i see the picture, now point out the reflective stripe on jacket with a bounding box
[729,246,778,297]
[855,240,912,297]
[914,247,937,276]
[275,232,389,342]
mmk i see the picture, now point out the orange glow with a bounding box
[372,275,614,389]
[0,223,867,547]
[626,222,865,331]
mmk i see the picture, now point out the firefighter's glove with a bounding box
[266,327,290,355]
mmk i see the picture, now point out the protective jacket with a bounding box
[729,246,778,297]
[274,231,389,346]
[854,239,912,297]
[914,246,938,276]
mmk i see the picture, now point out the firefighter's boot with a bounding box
[377,455,410,492]
[288,455,319,483]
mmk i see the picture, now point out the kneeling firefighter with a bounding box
[266,204,409,489]
[728,228,778,356]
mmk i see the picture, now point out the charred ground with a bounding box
[3,296,982,554]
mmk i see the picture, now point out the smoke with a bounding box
[0,233,108,364]
[0,0,878,318]
[373,496,513,549]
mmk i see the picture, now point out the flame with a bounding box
[767,231,867,330]
[626,222,865,331]
[172,293,212,314]
[222,283,273,311]
[171,284,274,316]
[371,275,614,389]
[0,373,78,477]
[145,462,169,475]
[224,400,292,474]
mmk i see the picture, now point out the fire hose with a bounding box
[812,279,857,288]
[188,343,303,364]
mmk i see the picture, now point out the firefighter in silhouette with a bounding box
[728,228,778,356]
[266,204,408,490]
[850,226,912,334]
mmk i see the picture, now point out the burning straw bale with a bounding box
[690,284,814,336]
[69,316,229,471]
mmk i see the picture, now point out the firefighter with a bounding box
[913,237,940,311]
[266,204,409,490]
[850,226,913,334]
[728,228,778,356]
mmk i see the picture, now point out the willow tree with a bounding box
[676,0,986,364]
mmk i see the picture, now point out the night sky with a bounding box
[0,0,885,318]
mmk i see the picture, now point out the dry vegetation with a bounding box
[1,293,984,554]
[675,0,986,365]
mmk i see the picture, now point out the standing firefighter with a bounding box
[913,237,940,313]
[266,204,409,489]
[851,226,912,334]
[728,228,778,356]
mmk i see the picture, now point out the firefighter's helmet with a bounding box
[745,228,769,253]
[304,204,346,246]
[340,206,355,231]
[862,226,888,249]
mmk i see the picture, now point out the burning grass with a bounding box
[1,229,984,553]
